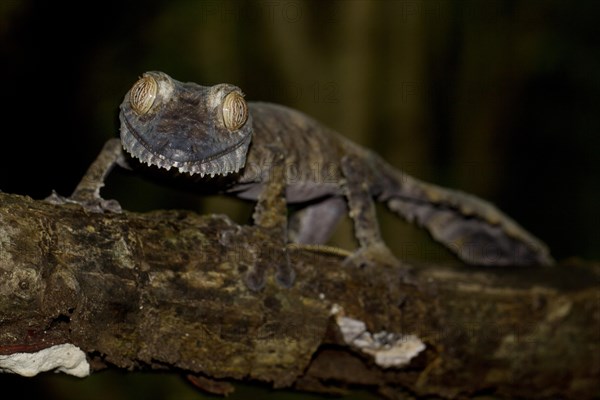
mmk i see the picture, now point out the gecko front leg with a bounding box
[245,149,295,291]
[341,154,404,270]
[47,138,125,213]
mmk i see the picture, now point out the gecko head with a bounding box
[119,71,253,177]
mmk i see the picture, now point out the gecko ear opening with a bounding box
[130,75,158,115]
[222,91,248,131]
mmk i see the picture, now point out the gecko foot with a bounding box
[45,190,122,213]
[244,246,295,291]
[344,243,413,283]
[343,242,402,269]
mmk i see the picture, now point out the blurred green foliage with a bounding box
[0,0,598,398]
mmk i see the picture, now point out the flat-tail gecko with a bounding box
[64,71,553,290]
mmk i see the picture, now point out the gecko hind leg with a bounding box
[246,151,295,291]
[341,154,403,270]
[288,196,346,245]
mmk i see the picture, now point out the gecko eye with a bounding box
[222,91,248,131]
[130,75,158,115]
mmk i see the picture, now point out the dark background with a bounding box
[0,0,598,398]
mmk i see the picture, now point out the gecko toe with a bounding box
[343,242,402,269]
[244,268,267,292]
[275,254,296,288]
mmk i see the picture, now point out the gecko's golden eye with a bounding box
[222,91,248,131]
[130,75,157,115]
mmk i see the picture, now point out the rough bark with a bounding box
[0,192,598,399]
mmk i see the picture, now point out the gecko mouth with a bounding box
[120,118,252,177]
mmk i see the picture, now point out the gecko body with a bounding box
[70,71,553,290]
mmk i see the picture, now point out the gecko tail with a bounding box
[375,159,554,267]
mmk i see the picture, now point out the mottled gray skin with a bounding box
[70,71,554,290]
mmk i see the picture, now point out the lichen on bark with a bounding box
[0,192,598,399]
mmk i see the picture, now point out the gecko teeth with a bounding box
[121,125,250,177]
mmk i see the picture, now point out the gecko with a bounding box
[65,71,554,290]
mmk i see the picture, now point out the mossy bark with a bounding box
[0,192,598,399]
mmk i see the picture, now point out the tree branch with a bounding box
[0,192,598,399]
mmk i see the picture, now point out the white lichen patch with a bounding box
[0,343,90,377]
[546,297,572,322]
[364,333,426,368]
[329,303,343,316]
[333,305,425,369]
